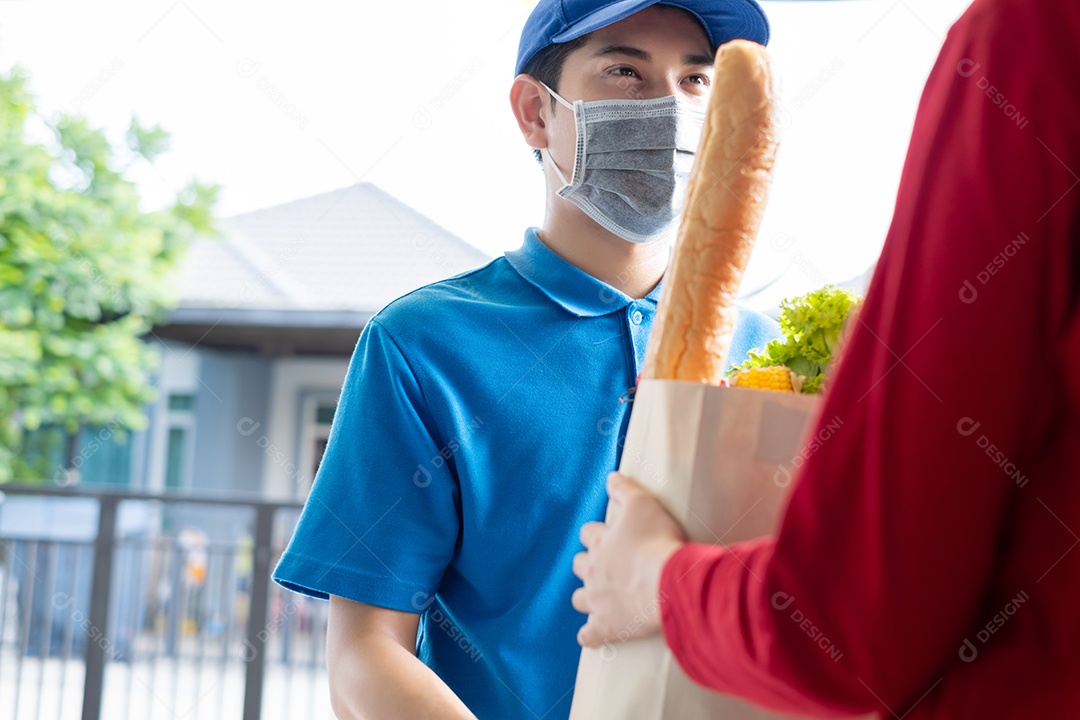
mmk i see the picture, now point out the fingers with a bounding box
[607,471,643,503]
[606,471,627,500]
[571,586,589,614]
[579,521,605,549]
[571,550,588,581]
[577,619,602,648]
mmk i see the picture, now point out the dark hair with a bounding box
[520,35,590,165]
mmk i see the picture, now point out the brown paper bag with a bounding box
[569,379,875,720]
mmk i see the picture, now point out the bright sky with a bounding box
[1,0,973,308]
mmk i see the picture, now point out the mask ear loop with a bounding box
[538,82,578,188]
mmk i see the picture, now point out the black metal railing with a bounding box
[0,484,327,720]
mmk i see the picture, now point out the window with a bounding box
[311,402,336,479]
[161,392,196,492]
[315,403,336,426]
[297,394,338,497]
[164,427,188,490]
[167,394,196,412]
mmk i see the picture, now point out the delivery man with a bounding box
[272,1,778,718]
[572,0,1080,716]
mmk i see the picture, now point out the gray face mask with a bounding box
[542,83,705,244]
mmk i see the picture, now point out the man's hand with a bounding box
[571,472,687,648]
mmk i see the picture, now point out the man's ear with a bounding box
[510,74,550,152]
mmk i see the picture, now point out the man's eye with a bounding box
[611,66,641,79]
[686,74,711,86]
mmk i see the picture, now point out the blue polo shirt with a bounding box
[273,228,781,719]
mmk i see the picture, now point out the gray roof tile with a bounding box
[176,182,491,313]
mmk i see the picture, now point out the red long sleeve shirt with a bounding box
[660,1,1080,717]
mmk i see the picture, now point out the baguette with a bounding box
[642,40,779,384]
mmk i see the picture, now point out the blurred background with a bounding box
[0,0,971,718]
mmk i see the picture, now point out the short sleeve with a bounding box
[729,307,783,368]
[273,319,460,612]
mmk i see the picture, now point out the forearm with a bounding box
[661,540,869,716]
[329,636,477,720]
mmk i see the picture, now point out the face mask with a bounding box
[541,83,706,244]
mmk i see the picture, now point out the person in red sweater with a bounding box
[571,0,1080,716]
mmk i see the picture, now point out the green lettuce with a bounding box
[731,285,862,394]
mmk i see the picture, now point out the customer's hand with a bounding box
[571,472,686,648]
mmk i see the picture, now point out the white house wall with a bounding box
[261,356,349,500]
[193,349,274,496]
[145,341,202,494]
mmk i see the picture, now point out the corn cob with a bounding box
[729,367,802,393]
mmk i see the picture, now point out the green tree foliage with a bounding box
[0,66,219,482]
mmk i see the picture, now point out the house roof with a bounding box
[156,183,490,355]
[174,182,491,315]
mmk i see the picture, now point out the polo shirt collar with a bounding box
[505,228,664,317]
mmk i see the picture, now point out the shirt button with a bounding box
[631,310,644,325]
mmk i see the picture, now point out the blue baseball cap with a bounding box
[515,0,770,76]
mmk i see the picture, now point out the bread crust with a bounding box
[642,40,779,384]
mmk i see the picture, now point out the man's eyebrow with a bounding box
[593,44,651,61]
[592,44,714,68]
